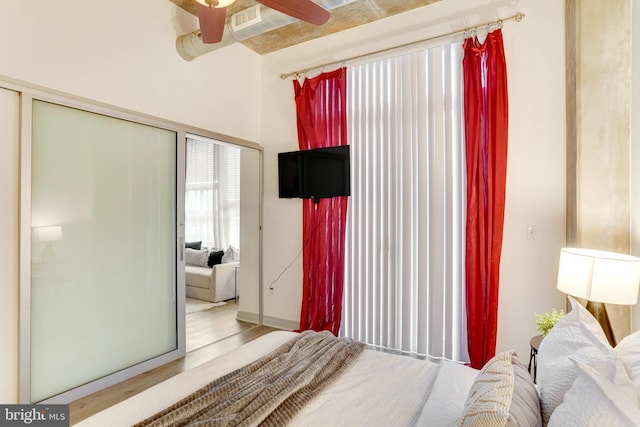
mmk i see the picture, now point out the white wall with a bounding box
[260,0,567,358]
[498,1,566,356]
[0,1,261,140]
[0,0,261,403]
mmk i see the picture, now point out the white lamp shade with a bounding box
[34,225,62,242]
[195,0,235,7]
[557,248,640,305]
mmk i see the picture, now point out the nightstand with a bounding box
[528,335,543,383]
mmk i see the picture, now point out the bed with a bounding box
[76,297,640,427]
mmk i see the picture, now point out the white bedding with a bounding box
[76,331,478,426]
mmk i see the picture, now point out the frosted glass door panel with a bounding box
[30,100,177,402]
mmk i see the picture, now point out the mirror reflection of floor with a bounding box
[186,298,255,353]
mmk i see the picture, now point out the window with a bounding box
[341,41,468,362]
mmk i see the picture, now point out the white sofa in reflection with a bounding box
[184,247,240,303]
[185,262,238,303]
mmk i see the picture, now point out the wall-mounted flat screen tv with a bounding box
[278,145,351,200]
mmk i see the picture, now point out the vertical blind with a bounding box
[185,137,240,249]
[341,42,469,362]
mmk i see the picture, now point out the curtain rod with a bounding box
[280,12,525,80]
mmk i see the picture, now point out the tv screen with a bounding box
[278,150,302,198]
[278,145,350,200]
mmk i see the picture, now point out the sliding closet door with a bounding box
[26,99,179,403]
[0,88,20,404]
[237,147,262,322]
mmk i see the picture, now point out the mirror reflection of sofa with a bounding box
[184,243,239,303]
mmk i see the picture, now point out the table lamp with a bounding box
[556,248,640,346]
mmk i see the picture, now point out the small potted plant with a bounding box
[535,308,565,337]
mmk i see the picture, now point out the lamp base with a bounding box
[41,243,56,263]
[585,301,616,347]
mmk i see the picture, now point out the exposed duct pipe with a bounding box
[176,0,357,61]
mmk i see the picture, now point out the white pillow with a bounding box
[416,360,478,426]
[222,245,240,263]
[184,248,209,267]
[615,330,640,390]
[547,360,640,427]
[536,297,616,425]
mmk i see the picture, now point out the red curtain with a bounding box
[463,30,509,369]
[293,68,348,335]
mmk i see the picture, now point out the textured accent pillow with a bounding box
[185,241,202,250]
[615,330,640,390]
[547,360,640,427]
[507,359,542,427]
[207,250,224,267]
[536,297,616,425]
[457,351,541,427]
[185,248,209,267]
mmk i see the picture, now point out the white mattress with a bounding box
[76,331,477,426]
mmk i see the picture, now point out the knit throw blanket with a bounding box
[135,331,366,427]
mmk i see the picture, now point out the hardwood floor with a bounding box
[69,300,278,425]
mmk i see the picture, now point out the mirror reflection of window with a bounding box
[184,136,242,318]
[185,137,240,254]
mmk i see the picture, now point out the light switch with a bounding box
[526,224,537,240]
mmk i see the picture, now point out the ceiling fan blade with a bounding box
[198,4,227,44]
[256,0,331,26]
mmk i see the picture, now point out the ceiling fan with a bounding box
[195,0,331,44]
